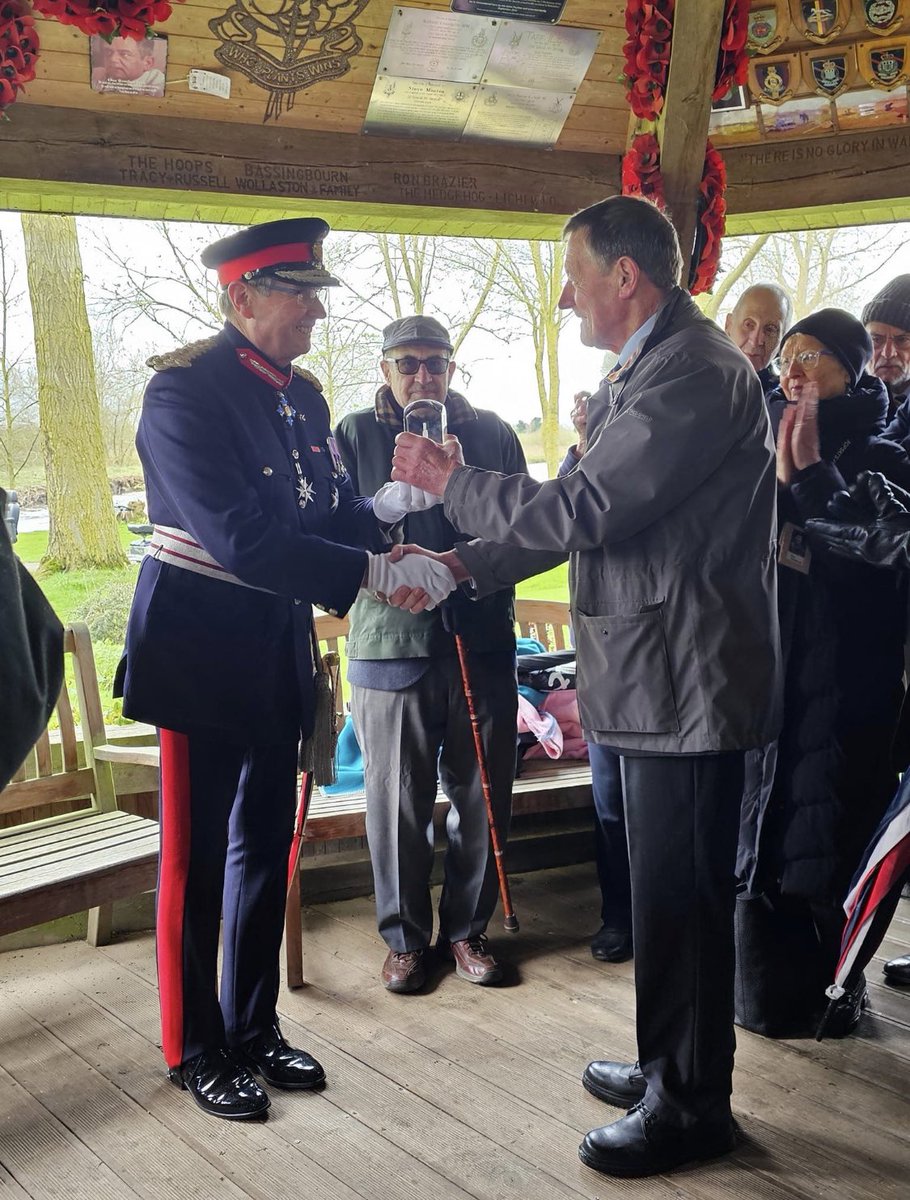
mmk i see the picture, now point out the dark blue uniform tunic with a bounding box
[118,322,385,1067]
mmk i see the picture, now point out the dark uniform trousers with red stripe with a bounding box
[117,323,386,1069]
[157,730,298,1067]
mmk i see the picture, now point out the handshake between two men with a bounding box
[360,430,470,612]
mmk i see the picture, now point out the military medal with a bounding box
[297,477,315,507]
[276,391,297,426]
[326,435,346,478]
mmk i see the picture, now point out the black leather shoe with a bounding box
[578,1102,735,1178]
[168,1048,270,1120]
[590,926,633,963]
[883,955,910,985]
[236,1022,326,1090]
[583,1060,646,1108]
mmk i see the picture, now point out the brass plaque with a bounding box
[462,85,575,146]
[377,6,496,83]
[483,21,599,92]
[363,77,477,138]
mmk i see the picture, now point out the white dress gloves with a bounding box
[364,552,456,611]
[372,481,442,524]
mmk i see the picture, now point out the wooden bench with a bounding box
[0,624,159,946]
[284,597,592,985]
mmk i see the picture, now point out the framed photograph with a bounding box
[90,34,167,98]
[711,83,749,112]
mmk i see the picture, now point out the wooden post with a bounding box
[658,0,727,282]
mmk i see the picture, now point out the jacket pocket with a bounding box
[574,605,680,734]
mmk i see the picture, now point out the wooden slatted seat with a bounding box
[0,624,159,945]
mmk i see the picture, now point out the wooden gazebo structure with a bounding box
[0,0,908,260]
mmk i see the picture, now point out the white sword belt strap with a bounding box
[149,525,271,593]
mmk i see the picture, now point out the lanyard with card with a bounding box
[779,521,811,574]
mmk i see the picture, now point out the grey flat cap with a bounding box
[382,315,453,353]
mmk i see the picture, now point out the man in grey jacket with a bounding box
[391,196,782,1178]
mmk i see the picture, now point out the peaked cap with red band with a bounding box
[200,217,342,288]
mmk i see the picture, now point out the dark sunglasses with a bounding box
[387,355,450,376]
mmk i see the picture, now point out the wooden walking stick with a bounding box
[402,396,518,932]
[453,631,519,933]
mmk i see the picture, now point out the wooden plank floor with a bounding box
[0,863,907,1199]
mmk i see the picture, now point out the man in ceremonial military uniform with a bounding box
[117,218,456,1121]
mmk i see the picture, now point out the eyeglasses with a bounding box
[779,349,837,374]
[870,333,910,352]
[386,355,451,376]
[258,280,327,306]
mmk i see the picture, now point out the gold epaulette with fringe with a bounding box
[147,336,220,372]
[293,365,324,392]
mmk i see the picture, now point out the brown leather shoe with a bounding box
[440,934,503,985]
[381,949,427,993]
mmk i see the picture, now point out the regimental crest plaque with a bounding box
[863,0,903,34]
[792,0,849,42]
[749,55,796,102]
[747,3,788,52]
[805,48,852,94]
[859,38,909,86]
[209,0,370,123]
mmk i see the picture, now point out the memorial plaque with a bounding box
[451,0,567,20]
[377,7,496,84]
[462,85,574,146]
[483,21,599,92]
[364,76,477,138]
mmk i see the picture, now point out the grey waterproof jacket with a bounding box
[455,287,783,755]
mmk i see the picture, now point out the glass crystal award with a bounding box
[403,399,447,445]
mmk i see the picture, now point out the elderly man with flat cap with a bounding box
[333,314,527,993]
[116,219,456,1121]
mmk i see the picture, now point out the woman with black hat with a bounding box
[736,308,908,1039]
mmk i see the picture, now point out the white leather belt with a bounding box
[149,525,262,590]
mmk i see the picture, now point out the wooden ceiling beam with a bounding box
[0,106,620,233]
[658,0,727,278]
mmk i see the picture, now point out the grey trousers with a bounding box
[351,654,517,951]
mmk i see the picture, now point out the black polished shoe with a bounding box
[883,955,910,985]
[583,1060,646,1108]
[236,1021,326,1090]
[168,1048,270,1121]
[590,925,633,963]
[578,1102,735,1178]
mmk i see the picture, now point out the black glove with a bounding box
[806,471,910,570]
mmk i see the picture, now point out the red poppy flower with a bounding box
[0,0,38,112]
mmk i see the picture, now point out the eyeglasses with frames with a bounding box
[386,355,451,376]
[779,349,837,374]
[870,332,910,352]
[258,280,327,305]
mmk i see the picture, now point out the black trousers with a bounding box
[157,729,297,1068]
[620,751,745,1128]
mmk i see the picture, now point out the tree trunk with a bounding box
[21,213,125,571]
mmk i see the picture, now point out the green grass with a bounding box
[34,564,138,634]
[17,534,140,727]
[515,561,569,604]
[15,524,136,565]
